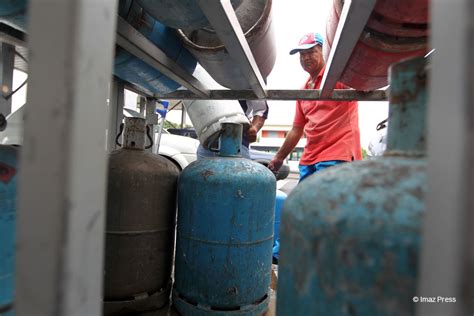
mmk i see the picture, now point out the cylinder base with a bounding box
[103,280,171,315]
[173,290,269,316]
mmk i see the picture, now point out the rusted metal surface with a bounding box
[277,56,428,315]
[174,124,276,315]
[386,56,427,154]
[104,118,179,314]
[277,158,427,316]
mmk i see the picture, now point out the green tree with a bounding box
[361,148,368,159]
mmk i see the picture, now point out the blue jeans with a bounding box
[298,160,346,182]
[197,144,250,159]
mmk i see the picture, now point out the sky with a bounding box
[10,0,388,149]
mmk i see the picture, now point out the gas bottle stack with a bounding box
[0,1,439,316]
[103,120,277,315]
[0,0,276,94]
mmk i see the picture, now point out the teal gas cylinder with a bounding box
[0,0,197,95]
[0,0,27,32]
[276,56,428,316]
[0,145,19,316]
[174,123,276,316]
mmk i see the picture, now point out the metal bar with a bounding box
[160,89,387,101]
[15,0,118,315]
[107,79,124,152]
[181,105,187,128]
[0,43,15,116]
[145,97,157,153]
[197,0,267,98]
[0,23,27,47]
[320,0,376,97]
[115,16,210,98]
[417,0,473,315]
[145,97,157,125]
[123,81,154,99]
[138,95,146,115]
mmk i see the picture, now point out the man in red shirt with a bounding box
[269,33,361,182]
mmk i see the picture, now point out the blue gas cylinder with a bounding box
[0,145,19,316]
[272,189,286,262]
[0,0,27,32]
[276,56,428,316]
[0,0,197,95]
[115,0,197,94]
[135,0,242,30]
[174,123,276,316]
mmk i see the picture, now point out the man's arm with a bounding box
[245,100,269,143]
[247,115,265,143]
[268,125,304,172]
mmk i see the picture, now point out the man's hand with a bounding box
[268,157,284,173]
[247,126,258,143]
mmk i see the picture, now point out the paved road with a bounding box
[277,171,299,195]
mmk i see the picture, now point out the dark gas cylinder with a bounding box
[0,145,18,316]
[276,56,428,316]
[174,123,276,316]
[323,0,428,90]
[104,117,179,315]
[177,0,276,90]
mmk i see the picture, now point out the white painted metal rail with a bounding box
[320,0,377,97]
[197,0,267,98]
[15,1,118,315]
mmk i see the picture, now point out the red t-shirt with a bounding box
[293,68,362,165]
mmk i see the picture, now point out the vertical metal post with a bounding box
[417,0,473,315]
[107,79,124,152]
[180,105,187,129]
[15,1,118,315]
[145,97,157,153]
[319,0,376,97]
[138,95,146,115]
[0,42,15,116]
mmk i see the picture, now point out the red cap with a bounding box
[289,33,324,55]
